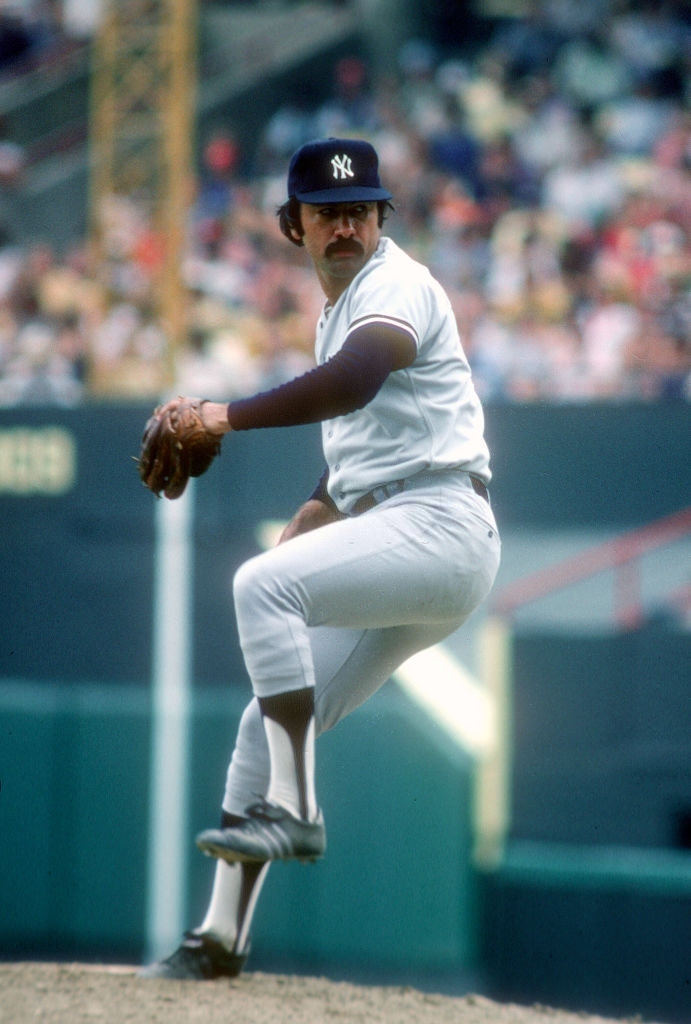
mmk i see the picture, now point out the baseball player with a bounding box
[140,137,501,979]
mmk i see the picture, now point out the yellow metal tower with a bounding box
[89,0,197,384]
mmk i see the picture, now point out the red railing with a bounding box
[492,506,691,630]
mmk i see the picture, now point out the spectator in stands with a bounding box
[312,55,381,138]
[194,129,242,259]
[541,128,624,231]
[553,25,631,113]
[0,317,83,406]
[1,2,690,406]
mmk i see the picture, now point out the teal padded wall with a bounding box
[479,626,691,1024]
[0,401,689,1002]
[0,680,476,981]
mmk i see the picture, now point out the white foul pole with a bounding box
[145,482,194,961]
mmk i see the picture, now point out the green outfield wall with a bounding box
[478,627,691,1024]
[0,402,690,1013]
[0,678,476,980]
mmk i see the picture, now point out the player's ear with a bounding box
[278,200,305,247]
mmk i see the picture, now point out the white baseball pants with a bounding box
[222,470,501,816]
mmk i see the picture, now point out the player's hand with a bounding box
[278,500,345,543]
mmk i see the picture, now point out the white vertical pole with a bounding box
[473,615,512,869]
[145,482,194,961]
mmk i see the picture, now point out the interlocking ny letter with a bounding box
[331,154,354,180]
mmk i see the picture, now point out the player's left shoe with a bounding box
[196,799,326,863]
[138,931,249,980]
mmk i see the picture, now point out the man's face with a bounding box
[299,201,381,299]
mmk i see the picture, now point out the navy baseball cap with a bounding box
[287,138,392,204]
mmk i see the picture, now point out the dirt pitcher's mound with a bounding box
[0,962,648,1024]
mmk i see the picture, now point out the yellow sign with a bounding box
[0,427,76,495]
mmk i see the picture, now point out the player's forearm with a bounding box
[223,325,411,432]
[225,357,362,431]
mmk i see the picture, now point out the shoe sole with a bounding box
[196,834,324,865]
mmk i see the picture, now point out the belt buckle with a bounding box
[352,478,406,516]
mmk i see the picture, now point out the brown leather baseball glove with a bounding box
[138,396,222,499]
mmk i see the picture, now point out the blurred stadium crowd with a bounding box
[0,0,690,406]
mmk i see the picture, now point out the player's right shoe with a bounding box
[138,932,249,980]
[195,799,326,863]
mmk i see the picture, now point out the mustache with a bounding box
[326,240,363,256]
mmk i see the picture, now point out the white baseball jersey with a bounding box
[315,237,491,513]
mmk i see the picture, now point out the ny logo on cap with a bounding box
[331,154,354,180]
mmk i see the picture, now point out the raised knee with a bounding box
[234,549,301,617]
[233,554,264,610]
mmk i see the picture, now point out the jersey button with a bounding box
[335,463,340,470]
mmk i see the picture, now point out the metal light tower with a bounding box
[89,0,197,384]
